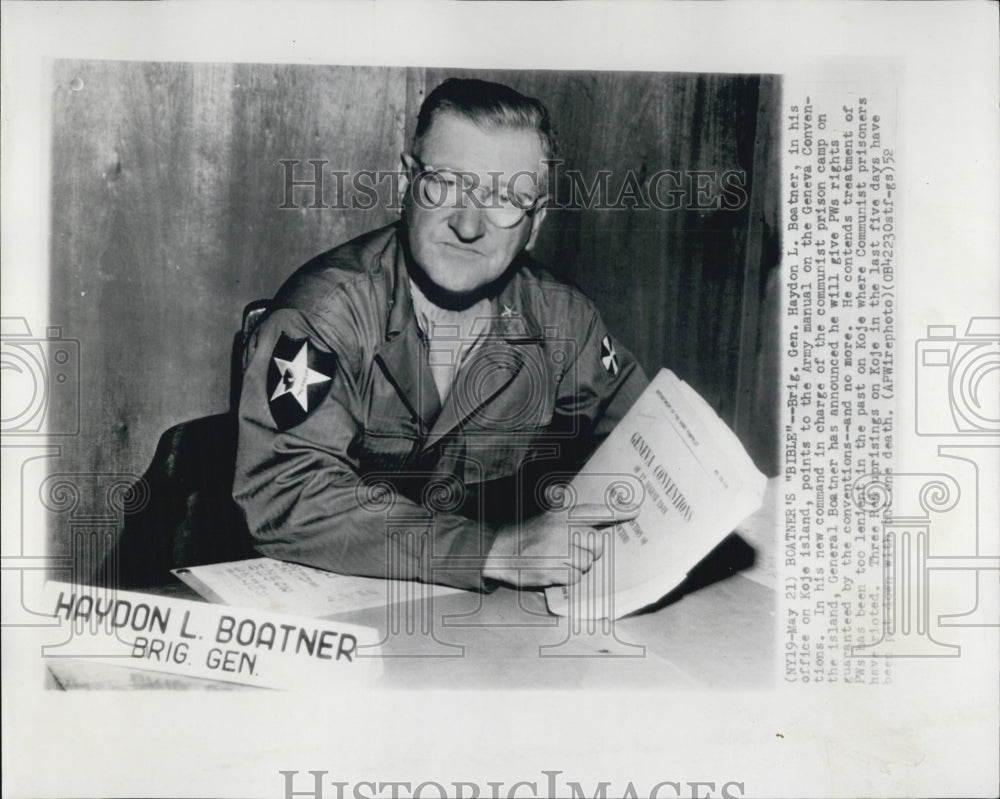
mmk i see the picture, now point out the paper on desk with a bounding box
[172,557,464,617]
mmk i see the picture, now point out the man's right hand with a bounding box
[482,503,639,588]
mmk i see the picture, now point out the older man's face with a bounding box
[402,112,547,300]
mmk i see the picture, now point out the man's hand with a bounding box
[482,503,639,588]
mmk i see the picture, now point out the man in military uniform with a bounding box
[234,78,648,592]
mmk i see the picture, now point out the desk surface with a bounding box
[47,481,780,691]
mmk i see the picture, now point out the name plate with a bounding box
[42,582,382,689]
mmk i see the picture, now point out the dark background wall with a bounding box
[48,61,780,562]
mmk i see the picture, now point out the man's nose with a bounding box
[446,202,487,242]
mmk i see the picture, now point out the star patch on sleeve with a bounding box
[266,333,337,430]
[600,334,620,377]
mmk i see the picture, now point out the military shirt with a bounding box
[233,223,648,590]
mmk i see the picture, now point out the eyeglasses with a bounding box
[406,153,547,229]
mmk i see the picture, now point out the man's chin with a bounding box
[408,260,500,310]
[415,275,492,310]
[403,237,512,310]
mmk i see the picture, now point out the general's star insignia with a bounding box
[501,304,517,318]
[266,333,337,430]
[600,334,619,377]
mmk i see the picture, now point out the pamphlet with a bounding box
[545,368,768,619]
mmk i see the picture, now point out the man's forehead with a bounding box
[417,112,546,180]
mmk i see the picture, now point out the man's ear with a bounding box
[398,153,414,208]
[526,205,547,251]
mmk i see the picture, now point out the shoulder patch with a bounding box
[600,334,620,377]
[266,333,337,430]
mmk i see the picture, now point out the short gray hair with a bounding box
[414,77,558,165]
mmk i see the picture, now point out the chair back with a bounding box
[99,299,271,587]
[229,299,270,412]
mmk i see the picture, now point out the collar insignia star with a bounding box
[266,333,337,430]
